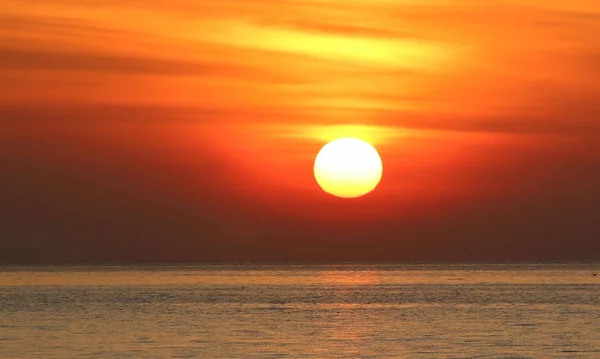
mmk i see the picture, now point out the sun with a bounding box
[314,138,383,198]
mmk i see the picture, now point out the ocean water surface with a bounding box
[1,263,599,358]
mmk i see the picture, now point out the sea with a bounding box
[1,263,599,358]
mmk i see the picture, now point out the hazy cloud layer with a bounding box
[1,0,600,133]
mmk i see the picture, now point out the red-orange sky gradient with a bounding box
[1,0,600,263]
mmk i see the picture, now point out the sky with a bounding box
[1,0,600,263]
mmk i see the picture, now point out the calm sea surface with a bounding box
[1,263,599,358]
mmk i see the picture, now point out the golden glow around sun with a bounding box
[314,138,383,198]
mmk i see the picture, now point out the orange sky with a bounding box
[1,0,600,262]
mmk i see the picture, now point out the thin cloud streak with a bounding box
[0,47,305,81]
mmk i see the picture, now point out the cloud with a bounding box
[2,0,599,121]
[0,13,127,35]
[0,47,298,80]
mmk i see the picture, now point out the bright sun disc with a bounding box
[314,138,383,198]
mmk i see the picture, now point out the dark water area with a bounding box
[1,263,599,358]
